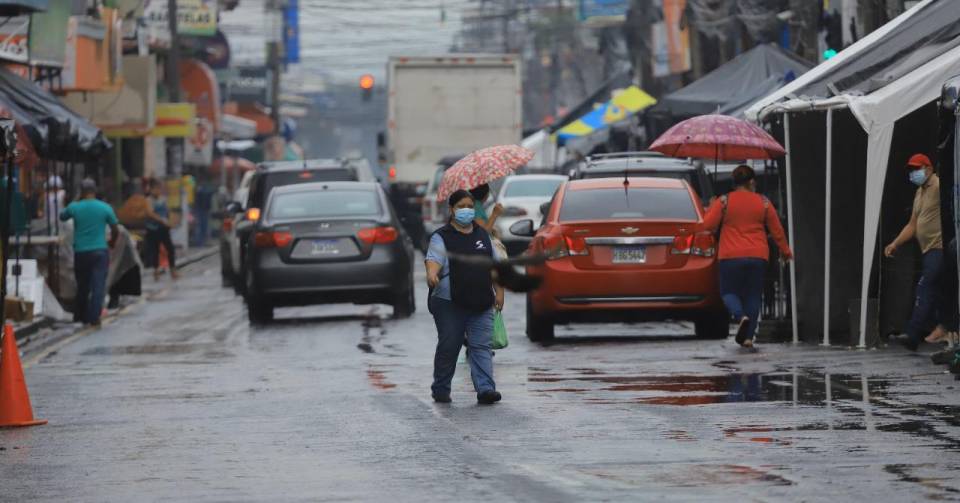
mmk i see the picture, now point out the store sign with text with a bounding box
[144,0,218,37]
[0,16,30,63]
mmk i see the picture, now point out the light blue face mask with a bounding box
[454,207,476,226]
[909,168,928,186]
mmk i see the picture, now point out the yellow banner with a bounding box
[152,103,196,138]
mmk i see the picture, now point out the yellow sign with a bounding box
[152,103,196,138]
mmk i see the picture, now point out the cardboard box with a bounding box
[4,297,34,322]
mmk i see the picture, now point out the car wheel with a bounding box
[695,310,729,339]
[392,277,416,319]
[248,300,274,325]
[245,267,273,324]
[526,294,554,342]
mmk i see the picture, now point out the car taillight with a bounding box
[691,232,716,257]
[502,206,527,217]
[222,219,233,232]
[671,234,694,255]
[544,234,589,259]
[358,226,399,244]
[564,235,589,256]
[254,231,293,248]
[246,207,261,222]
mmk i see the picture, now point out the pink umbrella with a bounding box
[437,145,534,202]
[649,114,785,161]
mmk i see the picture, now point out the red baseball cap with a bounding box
[907,153,932,168]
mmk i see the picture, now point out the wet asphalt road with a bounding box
[2,255,960,502]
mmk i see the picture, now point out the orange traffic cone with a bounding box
[0,323,46,427]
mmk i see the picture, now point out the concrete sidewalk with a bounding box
[14,245,220,362]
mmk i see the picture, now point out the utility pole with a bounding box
[550,0,562,118]
[268,0,284,135]
[165,0,183,177]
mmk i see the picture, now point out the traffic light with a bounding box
[360,74,374,102]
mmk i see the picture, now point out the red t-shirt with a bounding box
[703,191,792,261]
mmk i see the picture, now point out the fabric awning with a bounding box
[0,66,110,159]
[556,86,657,141]
[0,0,48,16]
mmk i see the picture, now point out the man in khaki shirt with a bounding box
[885,153,945,350]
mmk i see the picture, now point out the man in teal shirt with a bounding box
[60,179,119,326]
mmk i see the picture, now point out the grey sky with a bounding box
[220,0,473,84]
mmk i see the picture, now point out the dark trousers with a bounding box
[719,258,767,340]
[428,296,495,396]
[74,249,109,324]
[907,249,945,344]
[145,226,176,269]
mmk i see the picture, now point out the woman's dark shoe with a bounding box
[890,334,919,352]
[931,349,958,365]
[477,390,502,405]
[734,317,750,346]
[432,393,452,403]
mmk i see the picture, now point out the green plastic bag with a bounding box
[492,310,508,349]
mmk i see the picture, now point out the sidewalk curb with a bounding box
[176,246,219,270]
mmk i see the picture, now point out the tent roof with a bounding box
[650,44,812,118]
[747,0,960,121]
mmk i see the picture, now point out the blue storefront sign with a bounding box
[578,0,630,23]
[283,0,299,64]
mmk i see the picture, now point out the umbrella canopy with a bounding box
[437,145,534,202]
[557,86,657,141]
[648,114,785,160]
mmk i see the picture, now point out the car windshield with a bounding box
[268,190,381,221]
[581,171,704,197]
[503,178,564,198]
[559,187,698,221]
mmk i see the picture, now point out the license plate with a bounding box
[613,245,646,263]
[310,239,340,256]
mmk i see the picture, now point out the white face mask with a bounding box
[909,168,929,186]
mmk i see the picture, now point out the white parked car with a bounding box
[220,170,256,285]
[492,174,566,255]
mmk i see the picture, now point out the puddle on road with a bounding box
[529,369,900,406]
[81,344,206,356]
[577,463,794,488]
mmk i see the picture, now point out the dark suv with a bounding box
[571,152,715,203]
[228,160,361,294]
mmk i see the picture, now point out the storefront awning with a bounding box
[556,86,657,141]
[0,0,48,16]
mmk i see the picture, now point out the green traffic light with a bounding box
[823,49,838,60]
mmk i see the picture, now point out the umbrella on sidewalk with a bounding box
[437,145,534,202]
[649,114,785,163]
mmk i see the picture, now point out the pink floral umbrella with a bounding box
[437,145,534,202]
[649,114,785,161]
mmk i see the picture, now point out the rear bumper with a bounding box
[528,256,722,322]
[251,245,410,305]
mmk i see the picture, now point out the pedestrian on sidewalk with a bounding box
[704,165,793,348]
[885,154,944,351]
[145,179,178,281]
[59,179,118,327]
[425,189,505,405]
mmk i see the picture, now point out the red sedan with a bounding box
[510,177,727,342]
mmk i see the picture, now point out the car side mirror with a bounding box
[539,202,551,216]
[225,201,243,214]
[509,219,536,237]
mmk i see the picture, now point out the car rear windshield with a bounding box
[503,178,564,198]
[559,187,698,221]
[268,190,381,221]
[250,169,357,207]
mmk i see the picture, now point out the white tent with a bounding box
[745,0,960,347]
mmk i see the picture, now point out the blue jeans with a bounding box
[428,296,496,396]
[719,258,767,340]
[908,249,944,344]
[74,249,109,324]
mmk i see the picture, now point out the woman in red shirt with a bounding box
[704,165,793,348]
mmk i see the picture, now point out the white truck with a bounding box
[385,54,523,246]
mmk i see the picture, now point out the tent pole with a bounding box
[823,108,833,347]
[784,114,799,344]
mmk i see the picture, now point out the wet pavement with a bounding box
[2,255,960,501]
